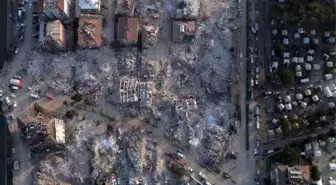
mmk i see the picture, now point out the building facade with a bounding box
[45,20,66,50]
[37,0,71,21]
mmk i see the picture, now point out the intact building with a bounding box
[45,20,66,50]
[117,17,139,45]
[0,0,15,69]
[270,165,311,185]
[78,14,103,48]
[37,0,71,21]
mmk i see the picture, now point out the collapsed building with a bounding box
[37,0,72,21]
[119,77,153,110]
[44,20,66,51]
[117,17,139,45]
[78,14,103,48]
[173,0,200,20]
[141,25,159,48]
[172,21,196,42]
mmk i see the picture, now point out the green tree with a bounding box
[310,165,320,181]
[329,128,336,137]
[281,69,295,86]
[280,117,291,133]
[281,147,300,166]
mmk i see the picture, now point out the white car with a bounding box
[198,172,207,180]
[29,3,32,8]
[330,84,336,91]
[187,167,194,173]
[176,152,185,159]
[30,94,40,99]
[5,97,10,104]
[13,101,17,108]
[254,148,258,155]
[10,94,16,98]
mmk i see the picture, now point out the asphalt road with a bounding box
[6,1,35,185]
[236,0,258,183]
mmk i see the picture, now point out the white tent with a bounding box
[295,93,303,100]
[324,86,333,98]
[327,61,333,68]
[281,29,288,36]
[285,103,292,111]
[312,95,319,102]
[329,180,336,185]
[303,37,310,44]
[307,56,313,62]
[296,65,301,71]
[277,104,285,110]
[292,57,298,63]
[305,89,312,96]
[296,71,302,77]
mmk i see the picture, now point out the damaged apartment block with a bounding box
[78,14,103,48]
[43,20,67,51]
[115,0,135,16]
[37,0,72,21]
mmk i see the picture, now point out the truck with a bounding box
[10,78,22,87]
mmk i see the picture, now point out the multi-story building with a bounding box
[271,165,311,185]
[78,0,101,14]
[44,20,66,50]
[116,17,139,45]
[37,0,71,21]
[77,14,103,48]
[0,0,15,69]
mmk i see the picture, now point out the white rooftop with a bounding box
[55,118,66,144]
[79,0,100,10]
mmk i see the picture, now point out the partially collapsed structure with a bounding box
[117,17,139,45]
[78,14,103,48]
[115,0,135,16]
[45,20,66,50]
[54,118,65,144]
[37,0,72,21]
[172,21,196,42]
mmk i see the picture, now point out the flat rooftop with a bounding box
[78,14,103,48]
[79,0,100,10]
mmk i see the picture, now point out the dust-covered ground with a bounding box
[3,0,242,184]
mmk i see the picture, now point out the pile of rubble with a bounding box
[33,121,120,185]
[25,47,119,102]
[20,122,52,152]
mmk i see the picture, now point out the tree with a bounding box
[281,147,300,166]
[33,103,44,113]
[318,133,327,141]
[281,69,295,86]
[280,117,290,133]
[329,128,336,137]
[263,178,271,185]
[310,165,320,181]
